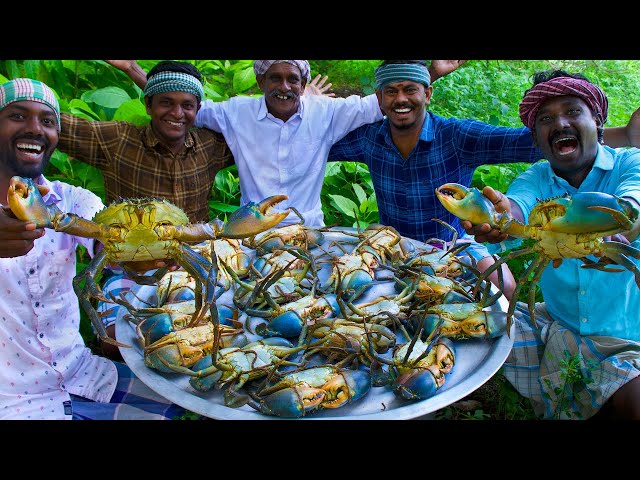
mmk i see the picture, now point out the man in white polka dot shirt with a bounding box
[0,78,185,419]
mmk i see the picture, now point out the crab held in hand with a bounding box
[435,182,640,332]
[8,175,289,347]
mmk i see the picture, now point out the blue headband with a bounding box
[374,63,431,90]
[143,71,204,102]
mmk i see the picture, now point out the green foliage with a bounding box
[209,165,242,220]
[471,162,536,193]
[542,351,598,420]
[321,161,379,227]
[493,373,538,420]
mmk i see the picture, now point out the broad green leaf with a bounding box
[352,182,367,204]
[81,86,131,109]
[113,99,149,126]
[328,194,358,217]
[68,99,101,121]
[209,202,239,213]
[233,65,257,93]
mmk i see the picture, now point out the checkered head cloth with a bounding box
[0,78,60,131]
[519,76,608,129]
[253,60,311,81]
[143,71,204,102]
[374,62,431,90]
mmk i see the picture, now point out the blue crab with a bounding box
[435,183,640,332]
[8,175,289,347]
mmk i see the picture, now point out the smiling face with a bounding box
[145,91,199,149]
[0,100,58,180]
[376,80,432,132]
[256,63,307,122]
[532,95,601,187]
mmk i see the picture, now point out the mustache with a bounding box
[269,90,297,100]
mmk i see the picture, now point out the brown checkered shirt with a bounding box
[58,113,234,223]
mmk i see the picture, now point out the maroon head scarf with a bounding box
[519,76,608,129]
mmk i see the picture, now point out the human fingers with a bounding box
[461,220,507,244]
[0,239,38,257]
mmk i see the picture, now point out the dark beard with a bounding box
[0,151,50,179]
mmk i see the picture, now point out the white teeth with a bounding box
[394,108,411,113]
[166,121,183,127]
[16,143,42,152]
[276,95,290,100]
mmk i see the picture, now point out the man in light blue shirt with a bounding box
[462,70,640,420]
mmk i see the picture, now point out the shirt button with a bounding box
[35,302,40,307]
[52,362,57,366]
[580,290,586,295]
[29,268,35,275]
[39,333,44,338]
[581,318,588,323]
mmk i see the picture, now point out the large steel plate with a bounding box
[116,228,513,420]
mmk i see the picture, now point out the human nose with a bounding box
[24,115,44,134]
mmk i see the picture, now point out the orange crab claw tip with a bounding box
[257,195,289,213]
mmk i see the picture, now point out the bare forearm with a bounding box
[603,126,633,148]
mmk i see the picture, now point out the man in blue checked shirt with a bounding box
[328,60,640,299]
[462,70,640,420]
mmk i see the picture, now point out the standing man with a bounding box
[0,78,186,419]
[327,60,640,298]
[462,70,640,419]
[55,61,235,357]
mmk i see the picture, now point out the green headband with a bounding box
[374,63,431,90]
[143,71,204,102]
[0,78,61,131]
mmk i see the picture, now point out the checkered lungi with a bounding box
[70,362,187,420]
[503,301,640,420]
[96,271,136,329]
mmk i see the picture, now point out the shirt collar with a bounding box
[257,96,304,122]
[546,143,612,186]
[143,124,195,149]
[380,112,435,145]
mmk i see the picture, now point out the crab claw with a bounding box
[217,195,290,239]
[258,386,326,417]
[7,176,55,227]
[435,183,500,226]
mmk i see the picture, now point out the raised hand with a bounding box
[429,60,468,83]
[304,74,336,97]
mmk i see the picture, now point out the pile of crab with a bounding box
[114,211,512,419]
[11,175,638,418]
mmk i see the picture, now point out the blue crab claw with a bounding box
[140,313,175,344]
[256,312,304,338]
[544,192,639,234]
[218,195,290,239]
[393,368,442,401]
[258,386,326,417]
[342,269,375,293]
[423,311,507,339]
[7,176,55,227]
[189,355,223,392]
[435,183,502,226]
[321,369,371,408]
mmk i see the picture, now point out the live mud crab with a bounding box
[436,183,640,332]
[7,175,289,347]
